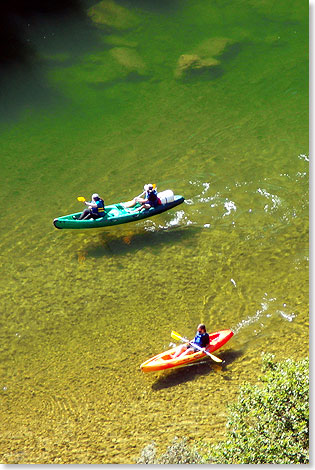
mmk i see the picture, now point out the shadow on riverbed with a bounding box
[152,348,242,390]
[0,1,108,122]
[79,225,199,259]
[0,1,87,59]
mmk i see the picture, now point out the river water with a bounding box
[0,0,308,464]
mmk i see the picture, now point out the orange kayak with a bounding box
[140,329,233,373]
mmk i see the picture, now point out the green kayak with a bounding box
[53,194,185,229]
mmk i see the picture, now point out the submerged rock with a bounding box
[88,0,139,30]
[195,37,232,59]
[103,34,138,48]
[77,45,148,87]
[175,37,237,79]
[109,47,147,75]
[175,54,219,78]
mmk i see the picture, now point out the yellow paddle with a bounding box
[77,196,86,202]
[171,330,223,363]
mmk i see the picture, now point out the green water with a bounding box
[0,0,308,464]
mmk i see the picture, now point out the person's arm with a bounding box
[136,196,149,204]
[84,201,97,208]
[133,190,146,202]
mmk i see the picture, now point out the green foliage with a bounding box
[207,354,309,464]
[136,437,205,464]
[136,442,157,464]
[137,355,309,465]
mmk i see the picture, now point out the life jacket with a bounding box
[91,198,105,216]
[193,331,209,348]
[146,189,161,207]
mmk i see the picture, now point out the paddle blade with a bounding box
[171,330,185,342]
[207,352,223,363]
[77,196,86,202]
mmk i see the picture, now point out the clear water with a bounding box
[0,0,308,463]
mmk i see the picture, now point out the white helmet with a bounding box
[92,193,100,199]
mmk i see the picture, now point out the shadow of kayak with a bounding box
[151,362,214,390]
[80,225,199,259]
[151,348,242,390]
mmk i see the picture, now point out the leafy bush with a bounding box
[137,355,309,464]
[136,442,157,464]
[207,354,309,464]
[137,437,205,464]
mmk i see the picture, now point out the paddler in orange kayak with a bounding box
[171,324,210,358]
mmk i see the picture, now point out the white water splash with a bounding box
[277,310,296,322]
[232,310,262,335]
[189,180,212,203]
[189,180,211,193]
[232,294,296,335]
[169,210,186,225]
[143,224,157,232]
[223,200,237,216]
[257,187,281,211]
[201,182,210,193]
[158,210,195,228]
[232,294,275,334]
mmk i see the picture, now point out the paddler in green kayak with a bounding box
[78,193,105,220]
[171,324,210,358]
[123,183,161,210]
[133,183,161,212]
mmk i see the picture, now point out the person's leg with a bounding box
[123,198,136,208]
[83,211,93,220]
[171,344,189,358]
[179,346,194,357]
[90,213,100,220]
[135,203,150,212]
[79,209,91,220]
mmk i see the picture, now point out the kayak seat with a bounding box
[106,208,121,218]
